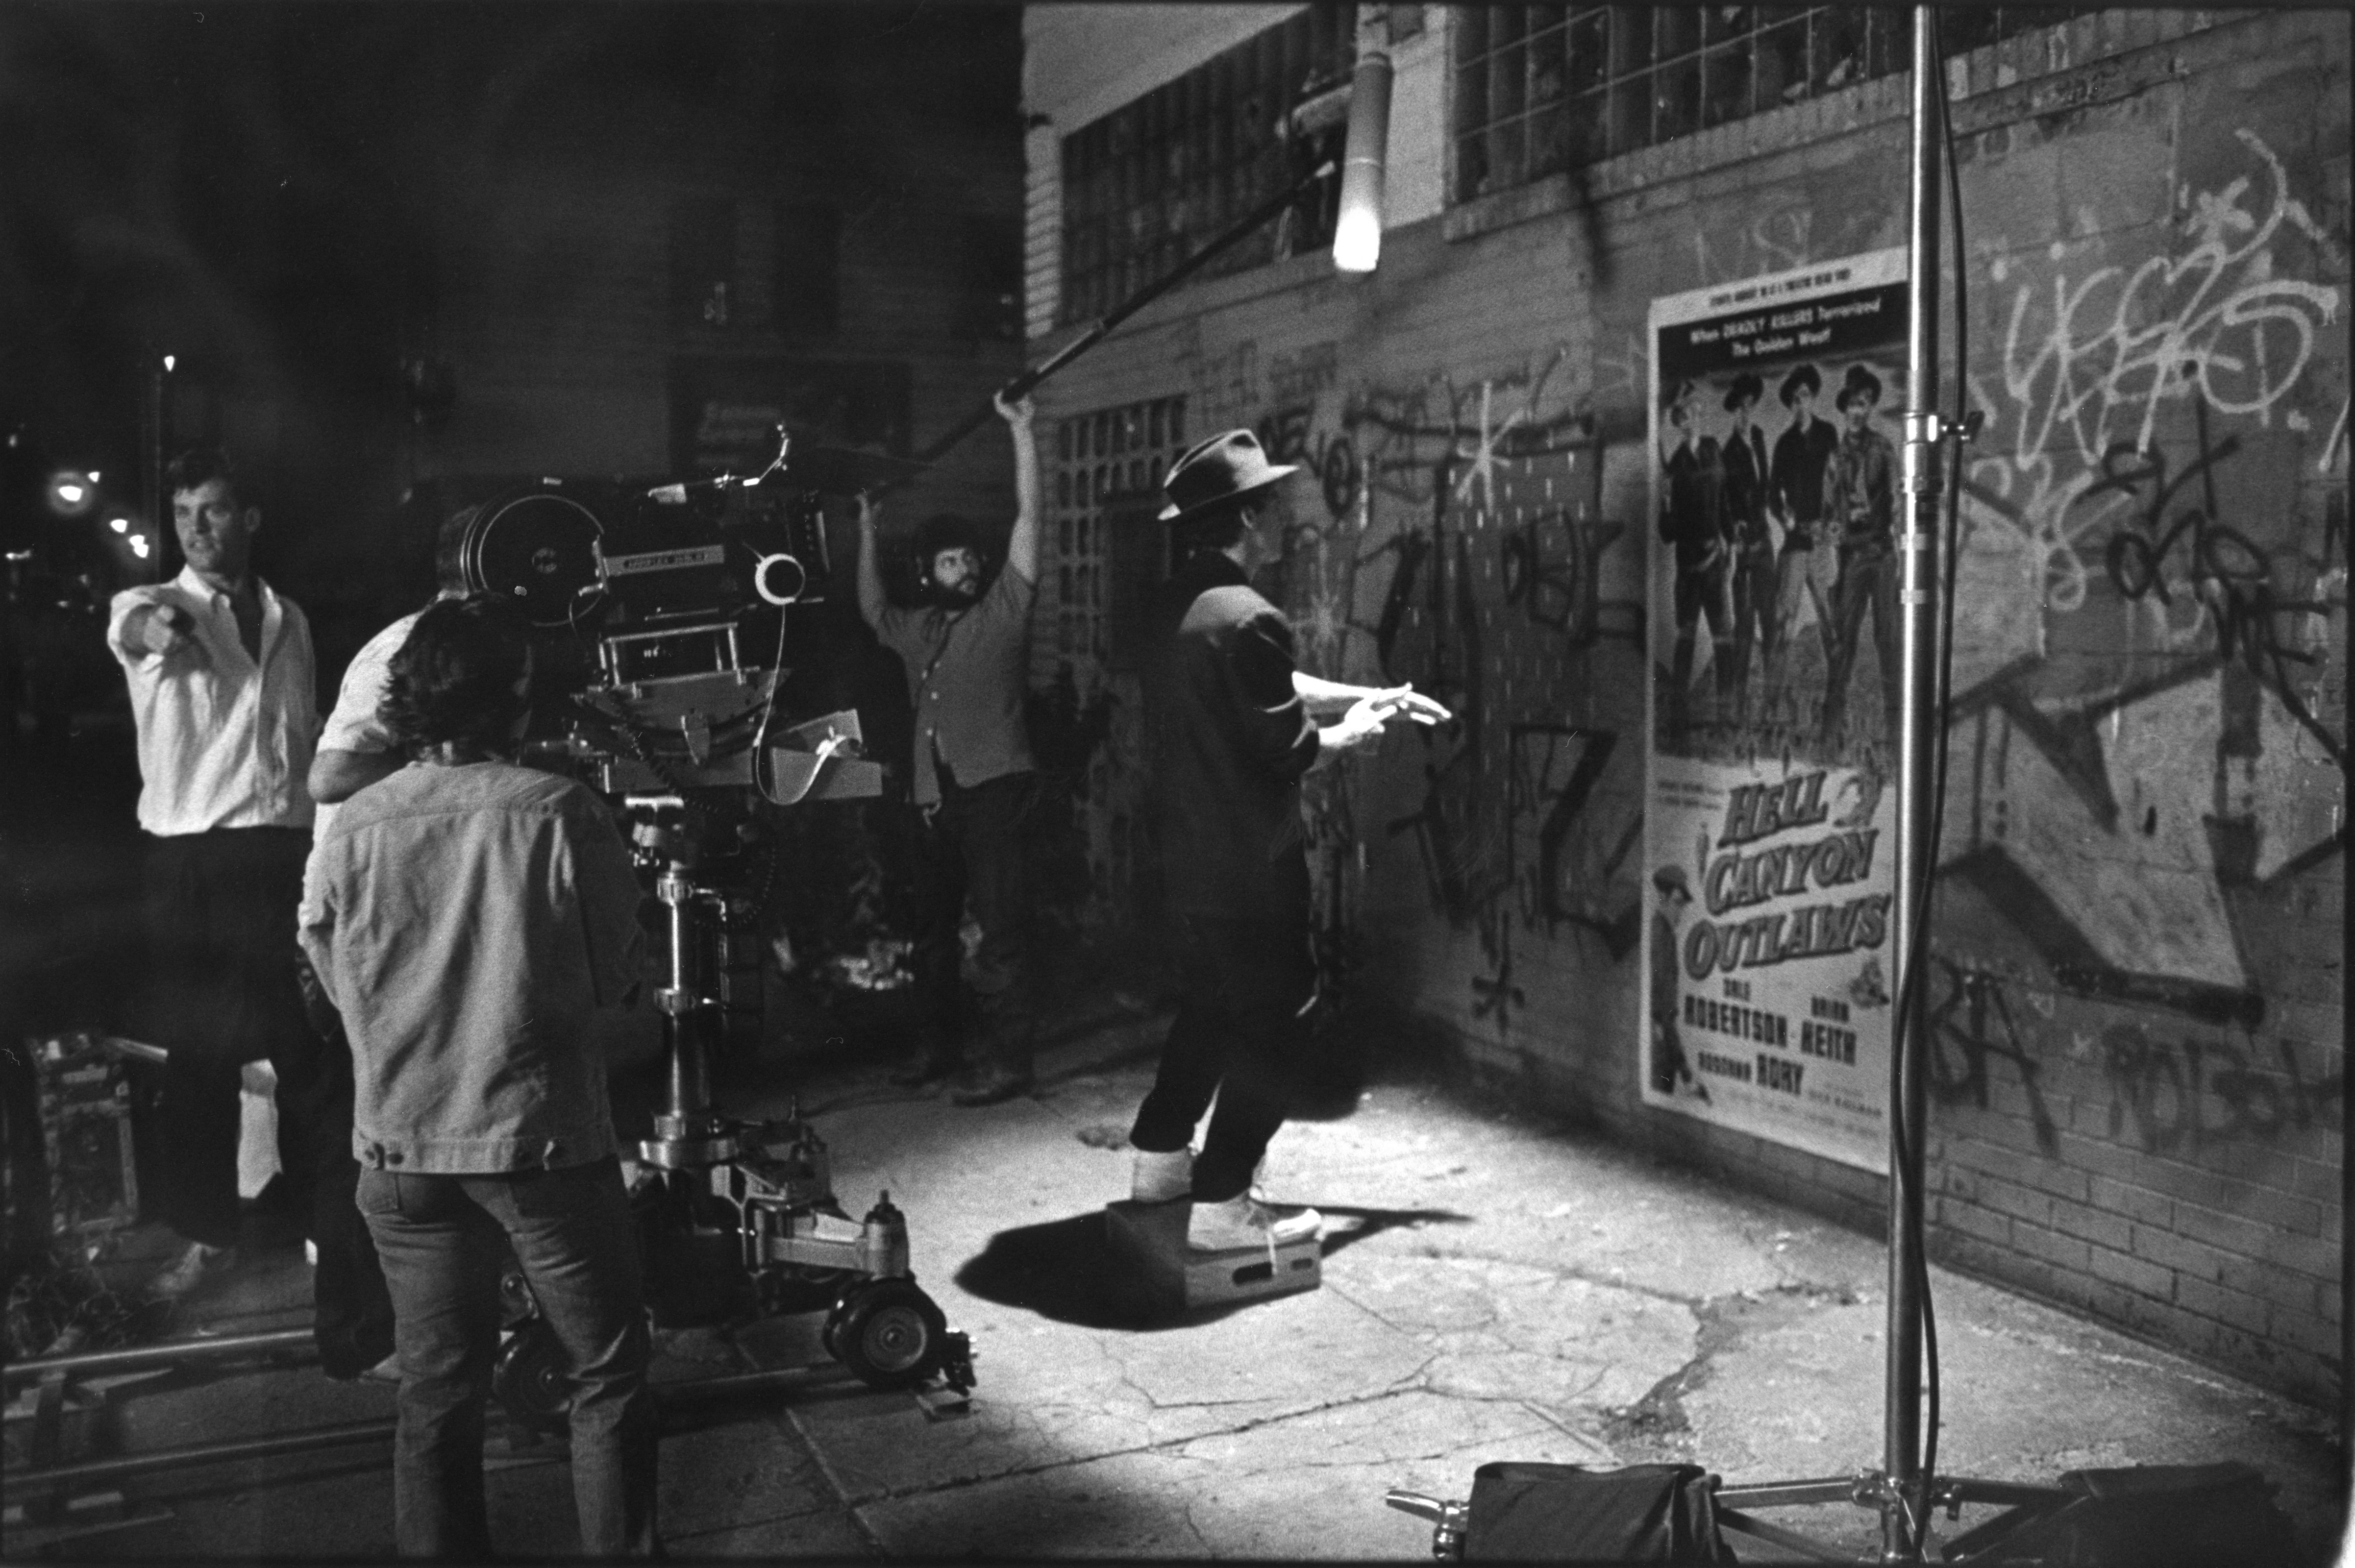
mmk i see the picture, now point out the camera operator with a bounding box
[105,447,322,1302]
[1127,430,1447,1250]
[283,510,486,1383]
[298,596,657,1560]
[855,392,1041,1108]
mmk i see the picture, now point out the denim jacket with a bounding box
[298,760,646,1174]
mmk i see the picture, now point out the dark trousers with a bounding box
[294,962,399,1378]
[1129,915,1318,1204]
[141,829,317,1248]
[1727,537,1781,714]
[1822,543,1902,744]
[359,1158,657,1560]
[911,770,1038,1073]
[1669,555,1737,731]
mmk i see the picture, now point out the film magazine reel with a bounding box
[454,448,975,1418]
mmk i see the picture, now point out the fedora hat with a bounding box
[1159,429,1298,522]
[1835,364,1883,411]
[1723,372,1764,413]
[1779,365,1821,407]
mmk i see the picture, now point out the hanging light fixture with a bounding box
[1331,27,1393,275]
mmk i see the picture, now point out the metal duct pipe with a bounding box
[1331,16,1393,275]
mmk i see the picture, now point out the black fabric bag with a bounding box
[1964,1462,2300,1568]
[1463,1461,1738,1563]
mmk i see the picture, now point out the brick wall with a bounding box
[1022,7,2347,1406]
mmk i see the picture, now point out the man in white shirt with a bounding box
[307,498,486,817]
[107,448,322,1299]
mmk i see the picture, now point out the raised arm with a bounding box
[999,392,1040,585]
[1292,668,1451,726]
[855,492,889,634]
[310,747,404,805]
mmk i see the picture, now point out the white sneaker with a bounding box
[1186,1194,1322,1252]
[1131,1147,1194,1204]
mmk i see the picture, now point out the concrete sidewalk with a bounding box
[17,1006,2344,1561]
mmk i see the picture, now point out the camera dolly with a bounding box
[494,686,972,1434]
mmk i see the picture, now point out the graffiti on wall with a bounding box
[2098,1018,2345,1157]
[1930,952,2343,1166]
[1330,353,1650,1024]
[1159,320,1653,1017]
[1943,126,2346,1025]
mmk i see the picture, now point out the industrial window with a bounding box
[1451,6,2095,199]
[1058,3,1357,327]
[1048,396,1189,669]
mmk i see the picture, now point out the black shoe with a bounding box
[949,1064,1034,1107]
[889,1052,961,1088]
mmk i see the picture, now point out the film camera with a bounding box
[454,432,974,1414]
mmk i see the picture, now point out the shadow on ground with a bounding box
[953,1205,1471,1331]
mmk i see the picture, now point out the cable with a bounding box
[750,606,793,805]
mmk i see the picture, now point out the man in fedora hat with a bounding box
[1718,373,1774,725]
[1648,866,1707,1102]
[856,392,1043,1106]
[1126,428,1447,1252]
[1820,364,1900,748]
[1764,363,1839,722]
[1658,378,1735,735]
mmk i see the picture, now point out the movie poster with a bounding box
[1640,247,1909,1172]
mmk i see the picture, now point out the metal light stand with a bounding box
[1709,12,2082,1561]
[1387,13,2086,1562]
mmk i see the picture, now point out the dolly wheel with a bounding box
[830,1278,948,1390]
[492,1317,571,1435]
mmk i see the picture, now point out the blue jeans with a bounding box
[357,1158,658,1559]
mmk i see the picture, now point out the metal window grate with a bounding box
[1058,3,1357,327]
[1048,396,1189,668]
[1452,5,2096,198]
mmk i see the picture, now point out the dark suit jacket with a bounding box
[1721,426,1770,547]
[1147,551,1319,922]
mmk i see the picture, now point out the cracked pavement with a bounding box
[38,1006,2344,1560]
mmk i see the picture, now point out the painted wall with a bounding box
[1021,7,2348,1405]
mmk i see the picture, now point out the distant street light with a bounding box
[47,471,97,517]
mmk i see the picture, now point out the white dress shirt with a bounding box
[108,565,320,836]
[309,609,423,843]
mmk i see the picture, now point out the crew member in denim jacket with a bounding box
[298,596,656,1559]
